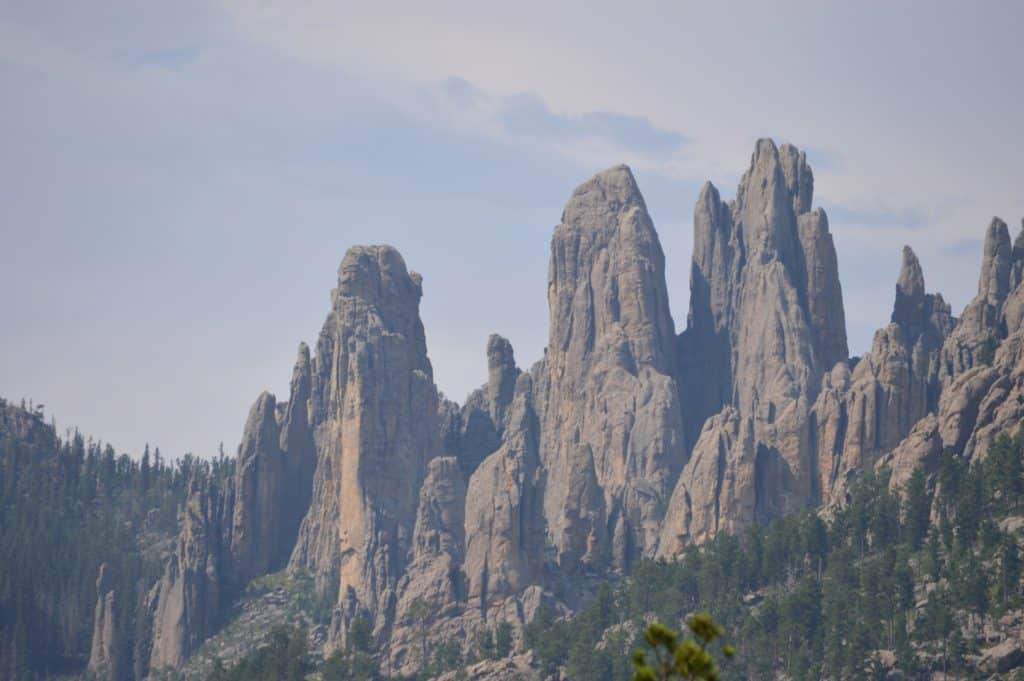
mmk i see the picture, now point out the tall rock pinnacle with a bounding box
[230,392,286,583]
[288,245,440,645]
[535,164,686,570]
[668,139,847,542]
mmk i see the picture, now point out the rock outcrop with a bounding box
[533,164,686,571]
[940,218,1016,381]
[657,408,756,557]
[670,140,847,538]
[288,245,441,645]
[810,245,953,505]
[395,456,467,623]
[230,392,287,583]
[440,334,522,477]
[87,564,121,681]
[465,374,544,612]
[149,477,230,671]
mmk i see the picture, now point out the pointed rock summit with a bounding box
[535,163,686,570]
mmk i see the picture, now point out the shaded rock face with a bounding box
[149,478,230,671]
[533,164,686,571]
[87,564,121,681]
[440,334,521,477]
[288,245,440,643]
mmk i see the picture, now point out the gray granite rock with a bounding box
[533,164,686,571]
[287,245,440,647]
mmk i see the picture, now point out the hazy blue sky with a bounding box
[2,1,1022,459]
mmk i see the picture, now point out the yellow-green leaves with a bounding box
[630,614,734,681]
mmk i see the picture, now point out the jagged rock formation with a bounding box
[87,564,121,681]
[288,245,441,645]
[440,334,521,477]
[663,140,848,552]
[810,246,954,504]
[941,218,1017,381]
[130,139,1024,680]
[533,164,686,571]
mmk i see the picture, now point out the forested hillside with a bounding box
[0,399,229,680]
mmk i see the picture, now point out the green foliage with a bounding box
[0,402,217,680]
[630,614,733,681]
[209,626,311,681]
[321,617,380,681]
[527,427,1024,680]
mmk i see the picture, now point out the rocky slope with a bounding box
[85,139,1024,680]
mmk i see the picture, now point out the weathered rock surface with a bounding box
[395,456,467,623]
[876,414,942,495]
[87,563,121,681]
[533,164,686,572]
[288,245,441,645]
[435,652,540,681]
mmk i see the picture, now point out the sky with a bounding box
[1,1,1022,459]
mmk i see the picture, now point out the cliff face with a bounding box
[130,139,1024,678]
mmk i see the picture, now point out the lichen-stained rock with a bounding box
[657,408,757,557]
[87,563,121,681]
[464,375,544,613]
[534,164,686,571]
[678,139,847,521]
[149,477,230,671]
[230,392,287,583]
[288,245,440,643]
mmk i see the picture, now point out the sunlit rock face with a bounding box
[288,245,441,645]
